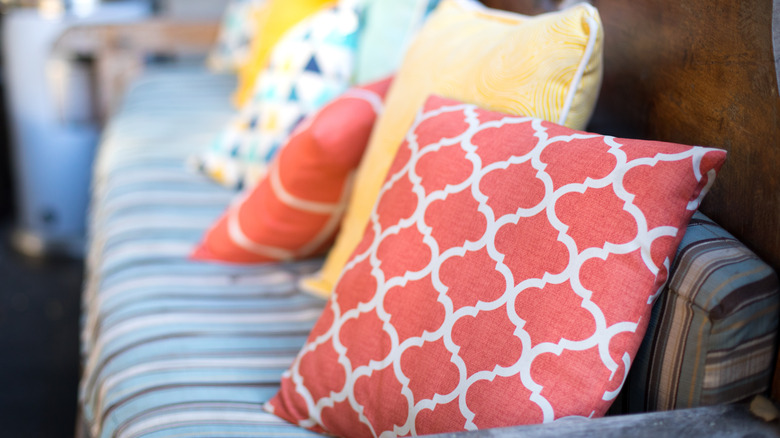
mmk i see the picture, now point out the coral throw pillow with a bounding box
[192,78,392,263]
[302,0,604,297]
[266,96,726,435]
[233,0,332,107]
[196,3,361,189]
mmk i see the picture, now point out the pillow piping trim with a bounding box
[448,0,600,127]
[451,0,531,20]
[558,3,600,126]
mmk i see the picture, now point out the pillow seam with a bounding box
[558,4,600,126]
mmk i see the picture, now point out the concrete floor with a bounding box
[0,221,82,437]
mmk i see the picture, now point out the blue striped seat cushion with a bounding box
[612,212,779,414]
[81,67,323,438]
[80,66,779,437]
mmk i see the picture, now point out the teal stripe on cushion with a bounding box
[116,405,321,438]
[80,68,326,438]
[613,212,780,414]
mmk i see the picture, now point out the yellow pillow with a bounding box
[301,0,603,297]
[233,0,332,107]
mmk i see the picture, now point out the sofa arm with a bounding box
[52,20,219,121]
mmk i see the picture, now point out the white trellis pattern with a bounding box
[267,95,726,436]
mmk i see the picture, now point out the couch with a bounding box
[72,0,780,437]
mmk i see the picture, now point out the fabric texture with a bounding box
[196,3,361,189]
[266,96,727,434]
[207,0,269,72]
[81,68,325,438]
[302,0,604,297]
[612,212,780,414]
[80,67,776,437]
[192,77,392,263]
[353,0,440,83]
[233,0,333,107]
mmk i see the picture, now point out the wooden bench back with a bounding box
[481,0,780,399]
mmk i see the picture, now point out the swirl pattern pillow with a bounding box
[196,3,361,189]
[302,0,604,297]
[192,77,392,263]
[266,96,726,435]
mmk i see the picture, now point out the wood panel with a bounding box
[53,20,219,121]
[483,0,780,401]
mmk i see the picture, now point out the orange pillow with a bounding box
[233,0,333,107]
[192,77,393,263]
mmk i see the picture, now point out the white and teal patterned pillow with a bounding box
[196,3,361,189]
[207,0,268,72]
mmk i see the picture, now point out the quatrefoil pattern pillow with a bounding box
[266,96,727,435]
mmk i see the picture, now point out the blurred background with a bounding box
[0,1,227,435]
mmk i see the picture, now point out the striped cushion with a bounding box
[611,212,780,414]
[81,67,322,438]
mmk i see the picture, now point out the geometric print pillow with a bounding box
[207,0,269,72]
[232,0,333,108]
[266,96,727,435]
[191,77,393,263]
[195,3,361,189]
